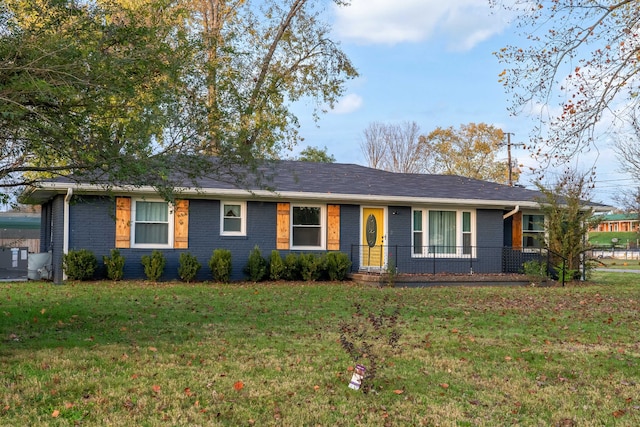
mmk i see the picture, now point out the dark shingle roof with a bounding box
[196,160,545,203]
[24,158,611,209]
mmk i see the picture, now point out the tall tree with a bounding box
[615,113,640,181]
[186,0,357,159]
[359,121,427,173]
[1,0,203,199]
[421,123,516,184]
[535,169,597,279]
[492,0,640,170]
[359,121,388,171]
[1,0,357,202]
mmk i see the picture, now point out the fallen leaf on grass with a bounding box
[440,383,449,389]
[313,385,320,391]
[148,346,158,352]
[152,384,161,393]
[52,410,60,418]
[233,381,244,391]
[393,389,404,394]
[613,409,626,418]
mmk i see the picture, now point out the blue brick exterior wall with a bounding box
[50,197,511,282]
[375,207,505,275]
[474,209,504,273]
[63,196,282,281]
[338,204,360,270]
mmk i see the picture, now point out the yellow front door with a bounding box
[361,207,385,269]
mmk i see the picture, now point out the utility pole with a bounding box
[503,132,523,187]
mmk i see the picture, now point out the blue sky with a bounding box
[290,0,630,207]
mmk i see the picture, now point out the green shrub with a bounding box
[283,253,300,281]
[141,250,166,282]
[299,253,324,281]
[178,252,201,283]
[103,249,125,281]
[554,261,578,283]
[522,260,547,279]
[244,245,267,282]
[384,257,397,287]
[63,249,98,281]
[269,250,286,281]
[209,249,232,283]
[324,252,352,281]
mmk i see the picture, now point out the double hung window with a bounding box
[221,202,246,236]
[132,200,173,248]
[291,205,324,249]
[523,214,545,248]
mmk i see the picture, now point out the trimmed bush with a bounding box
[178,252,201,283]
[325,252,352,281]
[269,250,286,281]
[63,249,98,281]
[141,250,166,282]
[299,253,324,281]
[103,249,125,281]
[209,249,232,283]
[244,245,267,282]
[283,253,300,281]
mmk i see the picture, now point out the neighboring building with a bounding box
[0,212,41,253]
[22,160,610,283]
[590,213,639,233]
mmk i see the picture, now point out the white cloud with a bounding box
[330,93,363,114]
[333,0,511,51]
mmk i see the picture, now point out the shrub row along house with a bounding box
[22,159,609,283]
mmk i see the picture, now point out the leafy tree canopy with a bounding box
[421,123,517,185]
[296,146,336,163]
[2,0,357,203]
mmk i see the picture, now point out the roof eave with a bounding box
[25,182,546,209]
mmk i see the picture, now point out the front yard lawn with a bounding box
[1,272,639,426]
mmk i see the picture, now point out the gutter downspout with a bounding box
[503,205,520,219]
[63,187,73,281]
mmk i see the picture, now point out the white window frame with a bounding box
[290,204,326,250]
[411,208,476,258]
[220,201,247,236]
[131,198,174,249]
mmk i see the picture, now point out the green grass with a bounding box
[1,275,640,426]
[588,231,639,247]
[592,258,640,270]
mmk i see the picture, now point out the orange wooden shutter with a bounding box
[115,197,131,248]
[512,211,523,249]
[327,204,340,251]
[276,202,290,250]
[174,199,189,249]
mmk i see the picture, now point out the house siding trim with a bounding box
[276,202,290,250]
[115,197,131,248]
[327,204,340,251]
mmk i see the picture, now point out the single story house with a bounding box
[589,212,639,233]
[22,160,609,283]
